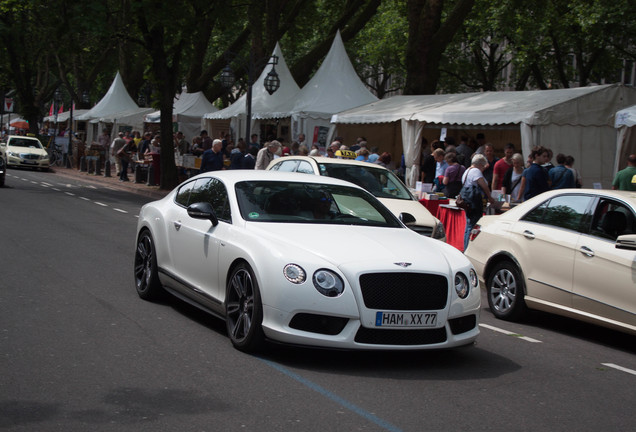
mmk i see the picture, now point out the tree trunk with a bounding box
[404,0,475,95]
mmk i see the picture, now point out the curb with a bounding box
[50,167,169,200]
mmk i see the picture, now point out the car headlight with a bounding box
[454,272,470,299]
[40,154,49,160]
[283,264,306,284]
[312,269,344,297]
[8,151,18,157]
[469,268,478,288]
[432,221,446,240]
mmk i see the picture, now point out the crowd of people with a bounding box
[419,134,584,201]
[96,129,394,181]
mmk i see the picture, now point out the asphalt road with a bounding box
[1,168,635,432]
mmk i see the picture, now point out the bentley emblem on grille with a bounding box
[394,262,412,268]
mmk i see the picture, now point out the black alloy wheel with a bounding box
[225,263,265,352]
[134,230,163,300]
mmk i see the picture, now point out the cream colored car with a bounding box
[267,156,446,240]
[2,135,50,170]
[465,189,636,335]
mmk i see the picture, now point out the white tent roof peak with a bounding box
[204,42,300,120]
[146,91,217,123]
[76,71,140,121]
[255,30,378,120]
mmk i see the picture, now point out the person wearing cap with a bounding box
[326,141,340,158]
[255,140,281,170]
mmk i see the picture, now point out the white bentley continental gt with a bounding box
[134,171,480,352]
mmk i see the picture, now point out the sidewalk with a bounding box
[50,164,169,200]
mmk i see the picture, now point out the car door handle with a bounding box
[173,221,181,230]
[523,230,535,240]
[579,246,594,257]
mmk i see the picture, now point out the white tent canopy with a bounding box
[204,42,300,141]
[76,72,143,144]
[254,30,378,146]
[614,104,636,173]
[145,91,217,140]
[332,84,636,188]
[44,109,90,123]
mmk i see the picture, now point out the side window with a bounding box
[188,178,231,222]
[589,199,636,240]
[273,160,298,172]
[175,180,196,207]
[209,179,231,221]
[522,195,592,231]
[297,160,314,174]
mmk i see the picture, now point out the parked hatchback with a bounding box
[465,189,636,335]
[267,156,445,240]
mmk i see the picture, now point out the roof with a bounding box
[145,91,217,123]
[204,43,300,120]
[265,155,392,170]
[44,109,90,123]
[615,104,636,128]
[254,31,378,120]
[76,72,140,121]
[332,84,636,127]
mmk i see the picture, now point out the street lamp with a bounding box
[220,54,280,143]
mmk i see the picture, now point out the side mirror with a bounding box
[187,202,219,226]
[615,234,636,250]
[399,212,417,226]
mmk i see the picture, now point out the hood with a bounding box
[246,222,464,271]
[377,197,438,226]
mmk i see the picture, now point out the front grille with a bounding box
[355,327,447,345]
[410,225,433,237]
[359,273,448,310]
[448,315,477,335]
[20,153,39,160]
[289,313,349,335]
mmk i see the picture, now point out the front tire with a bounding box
[225,263,265,352]
[134,230,163,300]
[486,261,526,321]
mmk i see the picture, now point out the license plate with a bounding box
[375,311,437,327]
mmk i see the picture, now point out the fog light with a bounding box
[283,264,306,284]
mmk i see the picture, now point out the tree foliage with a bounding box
[1,0,635,185]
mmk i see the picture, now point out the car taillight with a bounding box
[469,224,481,242]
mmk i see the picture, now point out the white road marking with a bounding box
[65,192,75,196]
[94,202,108,207]
[52,187,61,191]
[113,208,127,214]
[602,363,636,376]
[479,323,542,343]
[79,197,90,201]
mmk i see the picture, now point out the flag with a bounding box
[48,103,54,116]
[58,104,64,114]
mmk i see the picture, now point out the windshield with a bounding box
[235,180,402,228]
[317,162,413,200]
[9,138,43,149]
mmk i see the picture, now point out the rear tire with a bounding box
[225,263,265,353]
[134,230,163,300]
[486,261,527,321]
